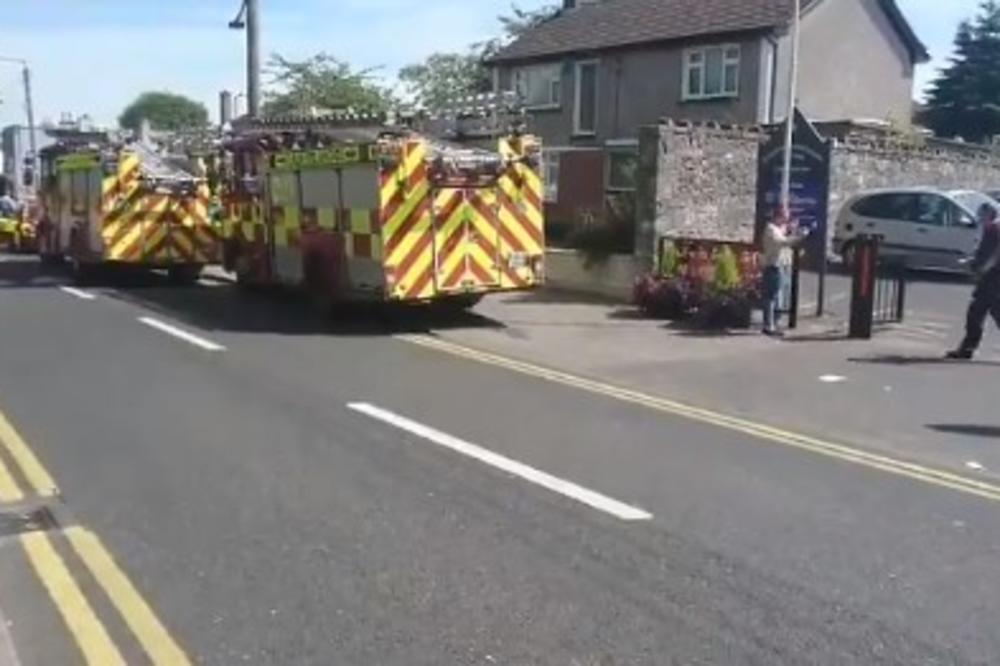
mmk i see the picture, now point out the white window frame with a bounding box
[541,149,560,203]
[573,60,600,136]
[605,139,639,193]
[682,44,741,101]
[513,63,562,110]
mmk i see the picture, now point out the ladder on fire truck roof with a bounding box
[229,91,527,143]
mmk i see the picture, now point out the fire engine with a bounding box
[220,105,545,309]
[36,130,219,283]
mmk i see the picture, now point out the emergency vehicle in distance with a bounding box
[219,105,545,310]
[36,129,219,283]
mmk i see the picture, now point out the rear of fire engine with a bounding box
[37,133,219,283]
[221,116,545,308]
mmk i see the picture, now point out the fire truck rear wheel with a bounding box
[438,294,484,312]
[71,260,99,286]
[168,265,202,285]
[305,257,337,316]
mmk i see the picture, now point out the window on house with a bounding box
[606,148,638,192]
[574,61,599,135]
[542,150,560,203]
[513,63,561,108]
[683,45,740,100]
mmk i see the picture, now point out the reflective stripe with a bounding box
[350,209,372,234]
[318,208,336,229]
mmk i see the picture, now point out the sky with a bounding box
[0,0,981,129]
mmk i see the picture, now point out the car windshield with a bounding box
[951,190,1000,216]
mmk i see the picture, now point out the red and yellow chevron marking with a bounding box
[102,188,218,265]
[100,154,141,212]
[496,137,545,289]
[380,141,435,301]
[432,188,502,293]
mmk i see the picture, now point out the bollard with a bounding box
[849,235,879,339]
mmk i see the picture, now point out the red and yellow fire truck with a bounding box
[220,114,545,308]
[37,133,219,283]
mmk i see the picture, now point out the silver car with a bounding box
[833,187,983,271]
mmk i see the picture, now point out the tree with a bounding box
[399,52,491,110]
[478,4,560,60]
[262,54,394,116]
[925,1,1000,143]
[397,4,559,110]
[119,92,209,131]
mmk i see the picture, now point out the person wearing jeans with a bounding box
[761,212,805,336]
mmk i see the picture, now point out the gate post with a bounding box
[849,235,879,339]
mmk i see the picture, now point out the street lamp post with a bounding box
[0,56,38,193]
[229,0,261,119]
[780,0,801,217]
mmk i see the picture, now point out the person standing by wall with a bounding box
[947,203,1000,360]
[761,210,806,336]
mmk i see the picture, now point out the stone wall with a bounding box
[635,121,1000,267]
[544,249,640,301]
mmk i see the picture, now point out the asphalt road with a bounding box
[0,256,999,665]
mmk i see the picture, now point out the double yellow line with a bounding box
[0,409,190,665]
[400,335,1000,504]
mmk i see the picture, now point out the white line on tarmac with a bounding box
[137,317,226,352]
[59,286,96,301]
[348,402,653,522]
[818,375,847,384]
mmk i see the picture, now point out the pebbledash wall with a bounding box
[633,120,1000,269]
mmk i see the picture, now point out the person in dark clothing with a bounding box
[947,203,1000,359]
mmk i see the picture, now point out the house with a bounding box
[487,0,929,237]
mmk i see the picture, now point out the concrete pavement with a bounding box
[423,272,1000,483]
[0,256,999,663]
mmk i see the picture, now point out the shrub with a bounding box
[712,246,741,293]
[659,241,680,277]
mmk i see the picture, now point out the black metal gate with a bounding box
[849,235,906,339]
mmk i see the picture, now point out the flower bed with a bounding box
[634,238,761,330]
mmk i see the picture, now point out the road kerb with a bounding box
[399,334,1000,504]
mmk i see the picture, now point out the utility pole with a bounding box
[780,0,801,217]
[22,64,38,191]
[246,0,261,118]
[0,56,38,194]
[230,0,261,118]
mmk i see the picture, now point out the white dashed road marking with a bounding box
[59,286,96,301]
[818,375,847,384]
[137,317,226,352]
[348,402,653,522]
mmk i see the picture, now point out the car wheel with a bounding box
[840,242,856,272]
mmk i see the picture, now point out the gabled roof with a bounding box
[489,0,929,65]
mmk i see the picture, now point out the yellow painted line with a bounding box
[0,410,57,497]
[0,453,23,503]
[66,527,191,666]
[20,531,126,666]
[399,335,1000,504]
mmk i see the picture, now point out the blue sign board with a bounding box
[755,108,832,258]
